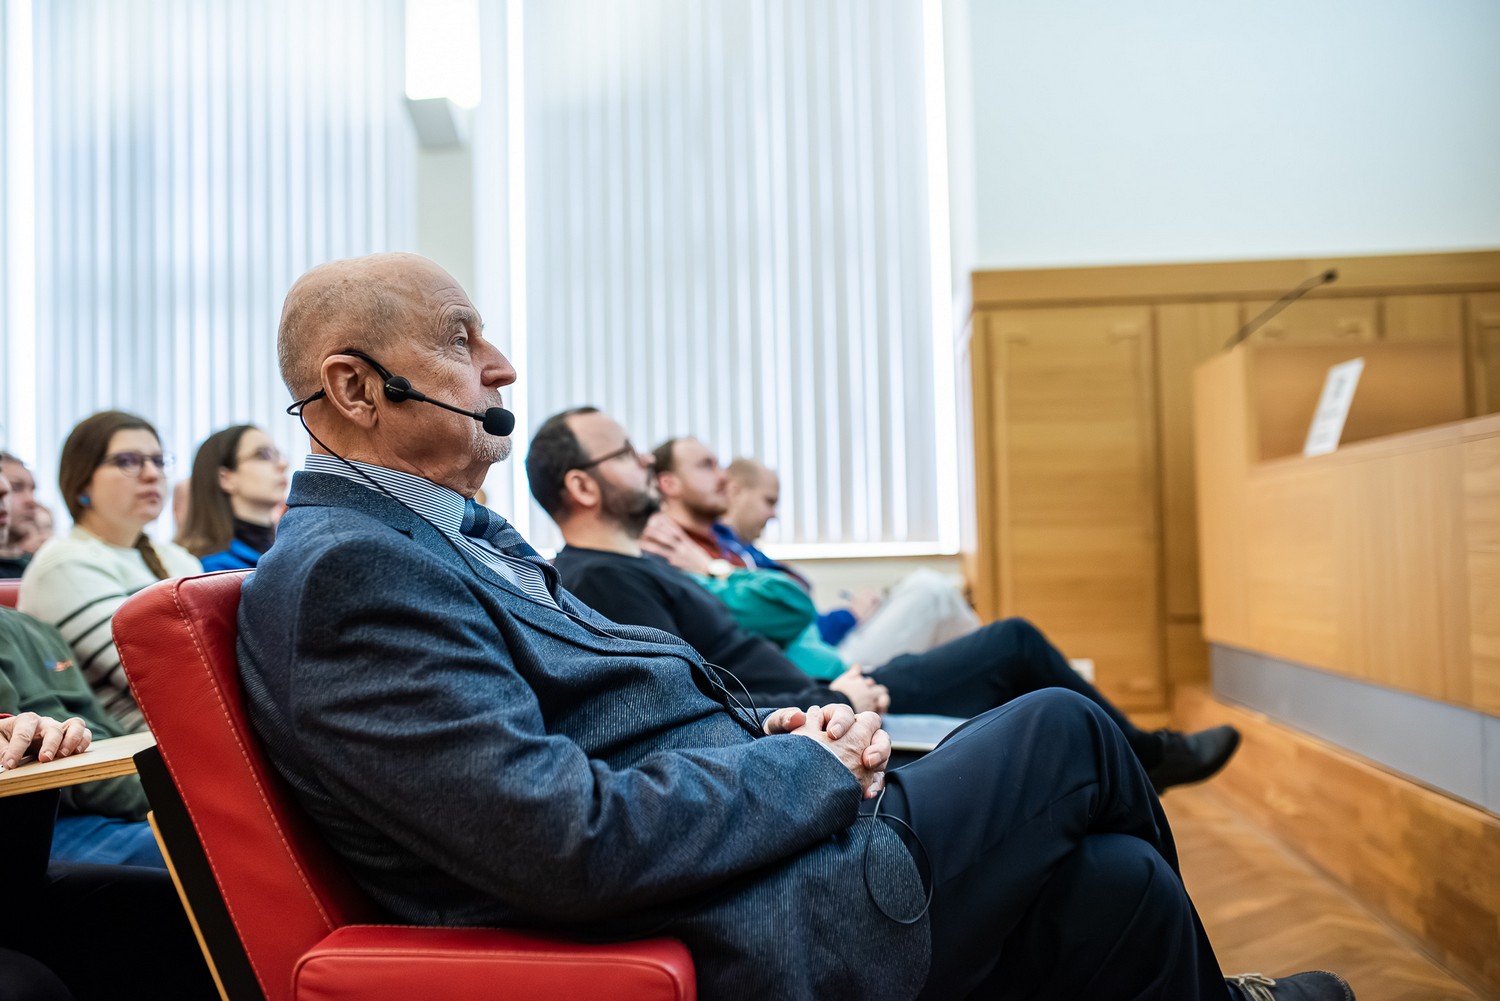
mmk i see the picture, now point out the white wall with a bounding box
[956,0,1500,269]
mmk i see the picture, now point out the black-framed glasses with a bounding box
[237,446,285,465]
[571,441,639,471]
[99,451,172,477]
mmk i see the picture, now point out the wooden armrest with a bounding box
[0,731,156,798]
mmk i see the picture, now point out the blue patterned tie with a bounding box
[460,498,494,540]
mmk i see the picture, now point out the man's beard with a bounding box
[602,480,661,538]
[682,493,728,521]
[472,428,512,466]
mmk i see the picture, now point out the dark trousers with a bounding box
[874,690,1230,1000]
[2,791,217,1001]
[873,618,1162,765]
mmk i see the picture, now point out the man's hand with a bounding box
[0,712,93,772]
[777,704,889,798]
[829,665,891,716]
[638,513,715,575]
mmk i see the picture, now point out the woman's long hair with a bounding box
[175,424,254,558]
[58,410,171,580]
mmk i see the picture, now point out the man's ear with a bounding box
[655,470,679,500]
[319,355,381,428]
[562,468,601,512]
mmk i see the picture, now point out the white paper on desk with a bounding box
[1303,357,1365,457]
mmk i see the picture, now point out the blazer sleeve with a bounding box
[286,539,866,923]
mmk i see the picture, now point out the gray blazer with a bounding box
[238,472,929,1001]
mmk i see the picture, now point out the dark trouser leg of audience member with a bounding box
[873,618,1165,763]
[0,948,78,1001]
[15,861,218,1001]
[878,689,1231,1001]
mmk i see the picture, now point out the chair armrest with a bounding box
[294,924,694,1001]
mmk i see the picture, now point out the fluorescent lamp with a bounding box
[405,0,482,109]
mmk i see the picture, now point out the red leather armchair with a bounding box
[0,578,20,607]
[114,572,695,1001]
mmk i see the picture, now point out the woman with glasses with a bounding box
[19,411,200,731]
[175,425,290,571]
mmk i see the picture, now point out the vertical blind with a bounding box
[9,0,414,516]
[477,0,954,553]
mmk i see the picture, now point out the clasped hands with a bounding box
[764,704,889,799]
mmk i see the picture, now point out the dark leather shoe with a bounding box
[1146,725,1240,792]
[1226,971,1355,1000]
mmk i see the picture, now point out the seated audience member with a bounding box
[0,714,216,1001]
[20,412,200,731]
[0,469,159,866]
[651,442,981,663]
[0,452,42,577]
[237,253,1351,1001]
[714,454,981,663]
[176,424,290,570]
[532,407,1240,793]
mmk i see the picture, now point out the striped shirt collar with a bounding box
[302,454,560,609]
[304,454,469,537]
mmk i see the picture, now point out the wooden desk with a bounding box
[1195,343,1499,713]
[0,732,155,798]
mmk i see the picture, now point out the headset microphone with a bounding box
[381,374,517,436]
[290,348,517,437]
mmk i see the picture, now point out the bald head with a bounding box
[723,456,780,544]
[278,252,455,400]
[276,252,516,496]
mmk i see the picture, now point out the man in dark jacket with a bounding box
[237,253,1351,1001]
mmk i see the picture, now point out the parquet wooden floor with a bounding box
[1165,784,1493,1001]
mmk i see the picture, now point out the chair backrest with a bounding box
[115,572,380,1001]
[0,578,20,608]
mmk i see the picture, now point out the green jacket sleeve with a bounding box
[0,609,149,821]
[696,568,817,646]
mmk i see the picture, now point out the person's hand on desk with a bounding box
[0,712,93,772]
[764,703,889,799]
[829,665,891,716]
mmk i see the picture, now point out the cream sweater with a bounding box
[20,526,201,731]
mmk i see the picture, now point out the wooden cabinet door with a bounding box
[1469,293,1500,416]
[990,306,1164,710]
[1239,297,1380,345]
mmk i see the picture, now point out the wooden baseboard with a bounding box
[1173,686,1500,996]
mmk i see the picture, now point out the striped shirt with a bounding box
[305,455,558,608]
[19,527,202,732]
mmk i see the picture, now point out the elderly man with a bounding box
[238,252,1350,1001]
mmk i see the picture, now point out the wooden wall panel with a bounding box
[1157,303,1238,618]
[1384,293,1464,345]
[1469,292,1500,416]
[1238,296,1380,345]
[993,306,1164,709]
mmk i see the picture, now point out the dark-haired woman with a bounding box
[19,411,200,731]
[176,425,289,571]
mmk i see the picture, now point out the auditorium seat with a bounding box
[114,570,695,1001]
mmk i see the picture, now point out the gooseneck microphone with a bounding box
[1223,268,1339,351]
[287,348,516,436]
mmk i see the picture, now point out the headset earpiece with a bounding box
[383,375,417,403]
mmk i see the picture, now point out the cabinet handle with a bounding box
[1108,326,1141,343]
